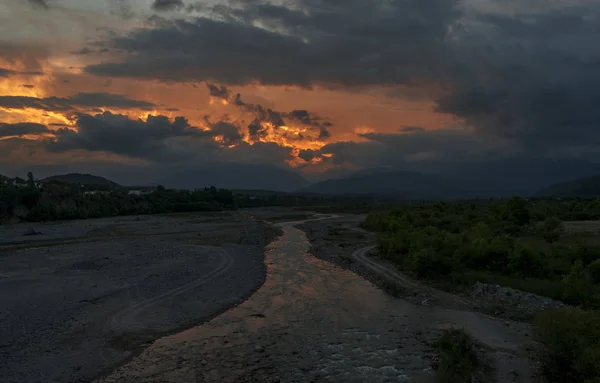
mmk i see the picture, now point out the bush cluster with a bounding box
[363,197,600,308]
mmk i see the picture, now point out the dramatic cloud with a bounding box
[206,83,244,106]
[298,149,319,162]
[208,121,244,146]
[151,0,185,12]
[0,122,49,137]
[434,6,600,158]
[205,83,332,149]
[0,93,156,112]
[85,0,458,87]
[81,0,600,172]
[46,112,215,161]
[4,0,600,190]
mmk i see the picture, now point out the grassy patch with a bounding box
[433,329,481,383]
[534,308,600,383]
[564,220,600,234]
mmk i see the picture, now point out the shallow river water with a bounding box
[98,218,534,383]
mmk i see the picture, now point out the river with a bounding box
[98,217,535,383]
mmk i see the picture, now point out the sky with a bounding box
[1,0,600,187]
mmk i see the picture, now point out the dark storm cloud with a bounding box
[80,0,600,177]
[433,3,600,157]
[318,126,331,140]
[151,0,185,12]
[247,119,266,140]
[0,93,156,112]
[222,141,294,166]
[206,83,244,105]
[208,121,244,146]
[46,112,215,161]
[85,0,458,86]
[285,109,333,134]
[298,149,319,162]
[0,122,49,137]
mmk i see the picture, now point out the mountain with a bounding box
[535,175,600,198]
[41,173,121,187]
[157,164,310,192]
[298,169,475,199]
[447,158,600,197]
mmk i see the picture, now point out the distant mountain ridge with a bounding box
[298,169,477,199]
[157,164,310,192]
[535,175,600,198]
[41,173,121,187]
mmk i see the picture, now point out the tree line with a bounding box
[0,177,236,223]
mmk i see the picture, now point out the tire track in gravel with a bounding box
[109,248,234,331]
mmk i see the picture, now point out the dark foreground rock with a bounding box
[469,282,567,318]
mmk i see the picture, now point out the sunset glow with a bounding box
[0,0,597,189]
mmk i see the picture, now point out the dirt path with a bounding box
[96,217,538,383]
[350,245,471,308]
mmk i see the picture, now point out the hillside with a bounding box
[535,175,600,198]
[41,173,121,187]
[157,164,310,192]
[298,169,472,199]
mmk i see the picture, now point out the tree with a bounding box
[27,171,34,187]
[503,197,531,226]
[562,261,595,306]
[538,217,565,244]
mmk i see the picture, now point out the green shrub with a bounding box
[538,217,565,244]
[534,308,600,383]
[464,235,514,272]
[588,260,600,284]
[578,245,600,266]
[433,329,480,383]
[508,244,545,278]
[562,261,596,306]
[409,248,454,278]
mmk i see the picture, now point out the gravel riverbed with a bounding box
[0,212,279,383]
